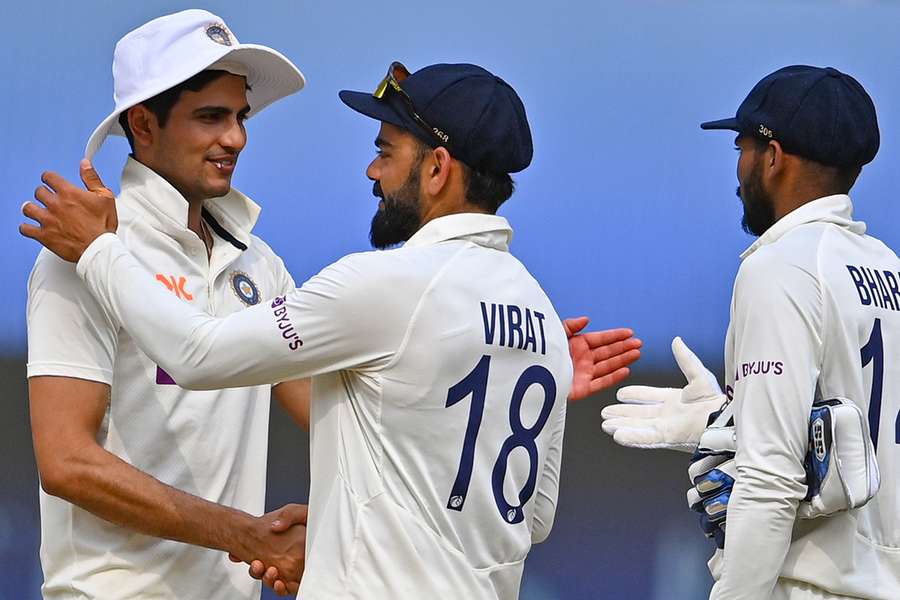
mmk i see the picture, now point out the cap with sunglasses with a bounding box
[701,65,879,168]
[339,62,533,174]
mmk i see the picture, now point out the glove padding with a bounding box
[687,398,881,549]
[687,458,735,549]
[602,337,725,452]
[686,404,736,549]
[797,398,880,518]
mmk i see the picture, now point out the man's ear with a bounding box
[761,139,786,184]
[423,146,453,196]
[127,105,156,150]
[766,139,784,169]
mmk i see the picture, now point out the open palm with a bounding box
[564,317,642,401]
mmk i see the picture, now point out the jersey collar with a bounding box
[119,156,261,249]
[740,194,866,260]
[402,213,513,251]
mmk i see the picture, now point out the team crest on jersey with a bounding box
[205,24,232,46]
[230,271,260,306]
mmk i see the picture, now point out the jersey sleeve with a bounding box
[275,257,297,296]
[253,235,297,296]
[268,249,300,387]
[76,233,409,389]
[712,251,822,599]
[531,398,567,544]
[27,249,119,384]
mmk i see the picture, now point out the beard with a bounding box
[369,167,423,250]
[737,159,777,237]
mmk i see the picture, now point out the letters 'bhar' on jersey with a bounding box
[711,195,900,600]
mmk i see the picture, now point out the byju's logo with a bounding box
[271,296,302,351]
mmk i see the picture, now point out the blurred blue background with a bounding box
[2,1,899,598]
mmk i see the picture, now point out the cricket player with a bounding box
[22,61,590,600]
[602,66,896,599]
[25,10,311,598]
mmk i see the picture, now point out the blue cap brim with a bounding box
[700,117,740,131]
[339,90,419,134]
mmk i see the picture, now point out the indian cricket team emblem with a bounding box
[230,271,260,306]
[206,24,233,46]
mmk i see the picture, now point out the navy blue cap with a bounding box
[339,63,533,174]
[701,65,879,167]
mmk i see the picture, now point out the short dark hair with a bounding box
[410,137,514,213]
[748,134,861,194]
[117,70,234,151]
[460,164,515,213]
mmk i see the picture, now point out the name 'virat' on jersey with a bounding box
[75,213,572,600]
[299,221,572,600]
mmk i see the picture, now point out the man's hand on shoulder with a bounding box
[564,317,642,401]
[20,159,117,262]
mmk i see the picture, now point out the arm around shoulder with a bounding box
[76,241,408,389]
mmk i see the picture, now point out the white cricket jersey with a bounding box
[709,195,900,600]
[73,213,572,600]
[26,157,295,599]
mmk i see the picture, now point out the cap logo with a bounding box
[206,24,233,46]
[758,124,774,139]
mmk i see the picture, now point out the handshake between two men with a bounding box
[21,161,648,597]
[226,503,308,597]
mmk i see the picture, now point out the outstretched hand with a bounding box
[19,159,117,262]
[600,336,724,452]
[564,317,642,401]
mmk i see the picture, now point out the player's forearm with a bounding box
[273,378,311,431]
[76,234,295,389]
[531,407,566,543]
[43,441,259,558]
[712,467,803,599]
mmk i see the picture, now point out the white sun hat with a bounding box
[85,9,305,159]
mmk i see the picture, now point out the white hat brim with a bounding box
[84,43,305,159]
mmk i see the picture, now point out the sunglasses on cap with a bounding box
[373,61,451,148]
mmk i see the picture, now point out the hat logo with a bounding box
[757,124,774,139]
[206,24,232,46]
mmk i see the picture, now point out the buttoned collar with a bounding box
[402,213,513,251]
[119,156,260,249]
[740,194,866,260]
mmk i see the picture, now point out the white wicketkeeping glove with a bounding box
[601,336,725,452]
